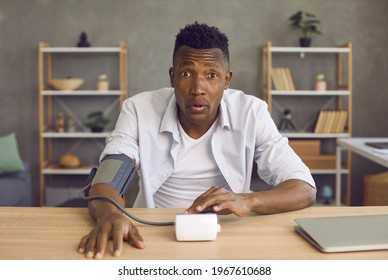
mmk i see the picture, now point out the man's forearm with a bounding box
[249,179,316,215]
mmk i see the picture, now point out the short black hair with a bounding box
[173,22,230,66]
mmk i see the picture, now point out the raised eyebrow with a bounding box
[179,60,195,67]
[204,62,222,68]
[178,60,221,69]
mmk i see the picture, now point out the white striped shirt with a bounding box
[101,88,316,208]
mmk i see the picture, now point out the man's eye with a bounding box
[181,71,191,77]
[208,72,218,78]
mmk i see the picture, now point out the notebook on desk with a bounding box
[365,142,388,149]
[294,214,388,253]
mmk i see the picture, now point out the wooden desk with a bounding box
[336,137,388,205]
[1,206,388,260]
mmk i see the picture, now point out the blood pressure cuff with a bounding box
[86,154,136,196]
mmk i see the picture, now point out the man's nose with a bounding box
[191,75,206,95]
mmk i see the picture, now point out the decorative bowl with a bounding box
[51,78,84,91]
[59,153,81,168]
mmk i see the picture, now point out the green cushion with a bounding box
[0,133,24,174]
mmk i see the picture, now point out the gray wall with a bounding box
[1,0,387,206]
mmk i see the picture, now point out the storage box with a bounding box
[289,140,321,156]
[363,171,388,206]
[289,140,335,169]
[300,155,336,169]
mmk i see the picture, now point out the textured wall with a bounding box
[0,0,387,205]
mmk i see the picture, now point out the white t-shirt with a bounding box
[153,118,227,208]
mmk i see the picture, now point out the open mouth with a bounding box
[190,104,206,112]
[187,99,208,113]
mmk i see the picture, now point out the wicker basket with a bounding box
[363,171,388,206]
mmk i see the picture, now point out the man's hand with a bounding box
[78,211,144,259]
[78,183,144,259]
[185,186,253,216]
[186,180,316,216]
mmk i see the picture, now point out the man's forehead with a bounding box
[174,46,226,65]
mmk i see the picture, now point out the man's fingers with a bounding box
[111,227,125,257]
[94,227,112,259]
[126,225,145,249]
[84,233,98,258]
[186,186,227,213]
[78,234,89,254]
[197,192,231,212]
[188,188,252,216]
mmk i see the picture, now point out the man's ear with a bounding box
[169,67,174,87]
[224,69,233,90]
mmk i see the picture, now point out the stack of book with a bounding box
[271,67,295,91]
[314,110,348,133]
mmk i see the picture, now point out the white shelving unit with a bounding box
[262,41,352,206]
[38,42,128,206]
[271,90,349,96]
[42,47,122,53]
[42,167,93,175]
[269,46,350,53]
[42,132,111,138]
[42,90,121,96]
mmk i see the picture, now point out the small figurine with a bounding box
[55,112,65,133]
[277,109,296,131]
[315,73,327,91]
[97,74,109,91]
[67,112,76,132]
[77,32,90,47]
[322,184,333,205]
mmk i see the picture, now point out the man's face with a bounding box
[169,46,232,137]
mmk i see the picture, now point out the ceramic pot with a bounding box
[299,37,311,47]
[91,126,104,133]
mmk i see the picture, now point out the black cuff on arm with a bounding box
[85,154,137,196]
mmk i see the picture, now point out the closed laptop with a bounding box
[295,214,388,253]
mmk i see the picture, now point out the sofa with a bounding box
[0,162,32,206]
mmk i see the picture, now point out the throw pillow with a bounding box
[0,133,24,174]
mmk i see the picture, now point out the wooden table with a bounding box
[1,206,388,260]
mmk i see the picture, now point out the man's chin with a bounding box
[187,115,210,125]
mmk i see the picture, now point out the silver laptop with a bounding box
[294,214,388,253]
[365,142,388,149]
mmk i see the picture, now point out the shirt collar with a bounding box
[159,89,231,135]
[160,93,178,134]
[218,95,231,131]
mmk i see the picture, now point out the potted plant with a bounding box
[84,111,110,132]
[289,11,322,47]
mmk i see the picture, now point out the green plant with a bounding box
[84,111,110,131]
[289,11,322,38]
